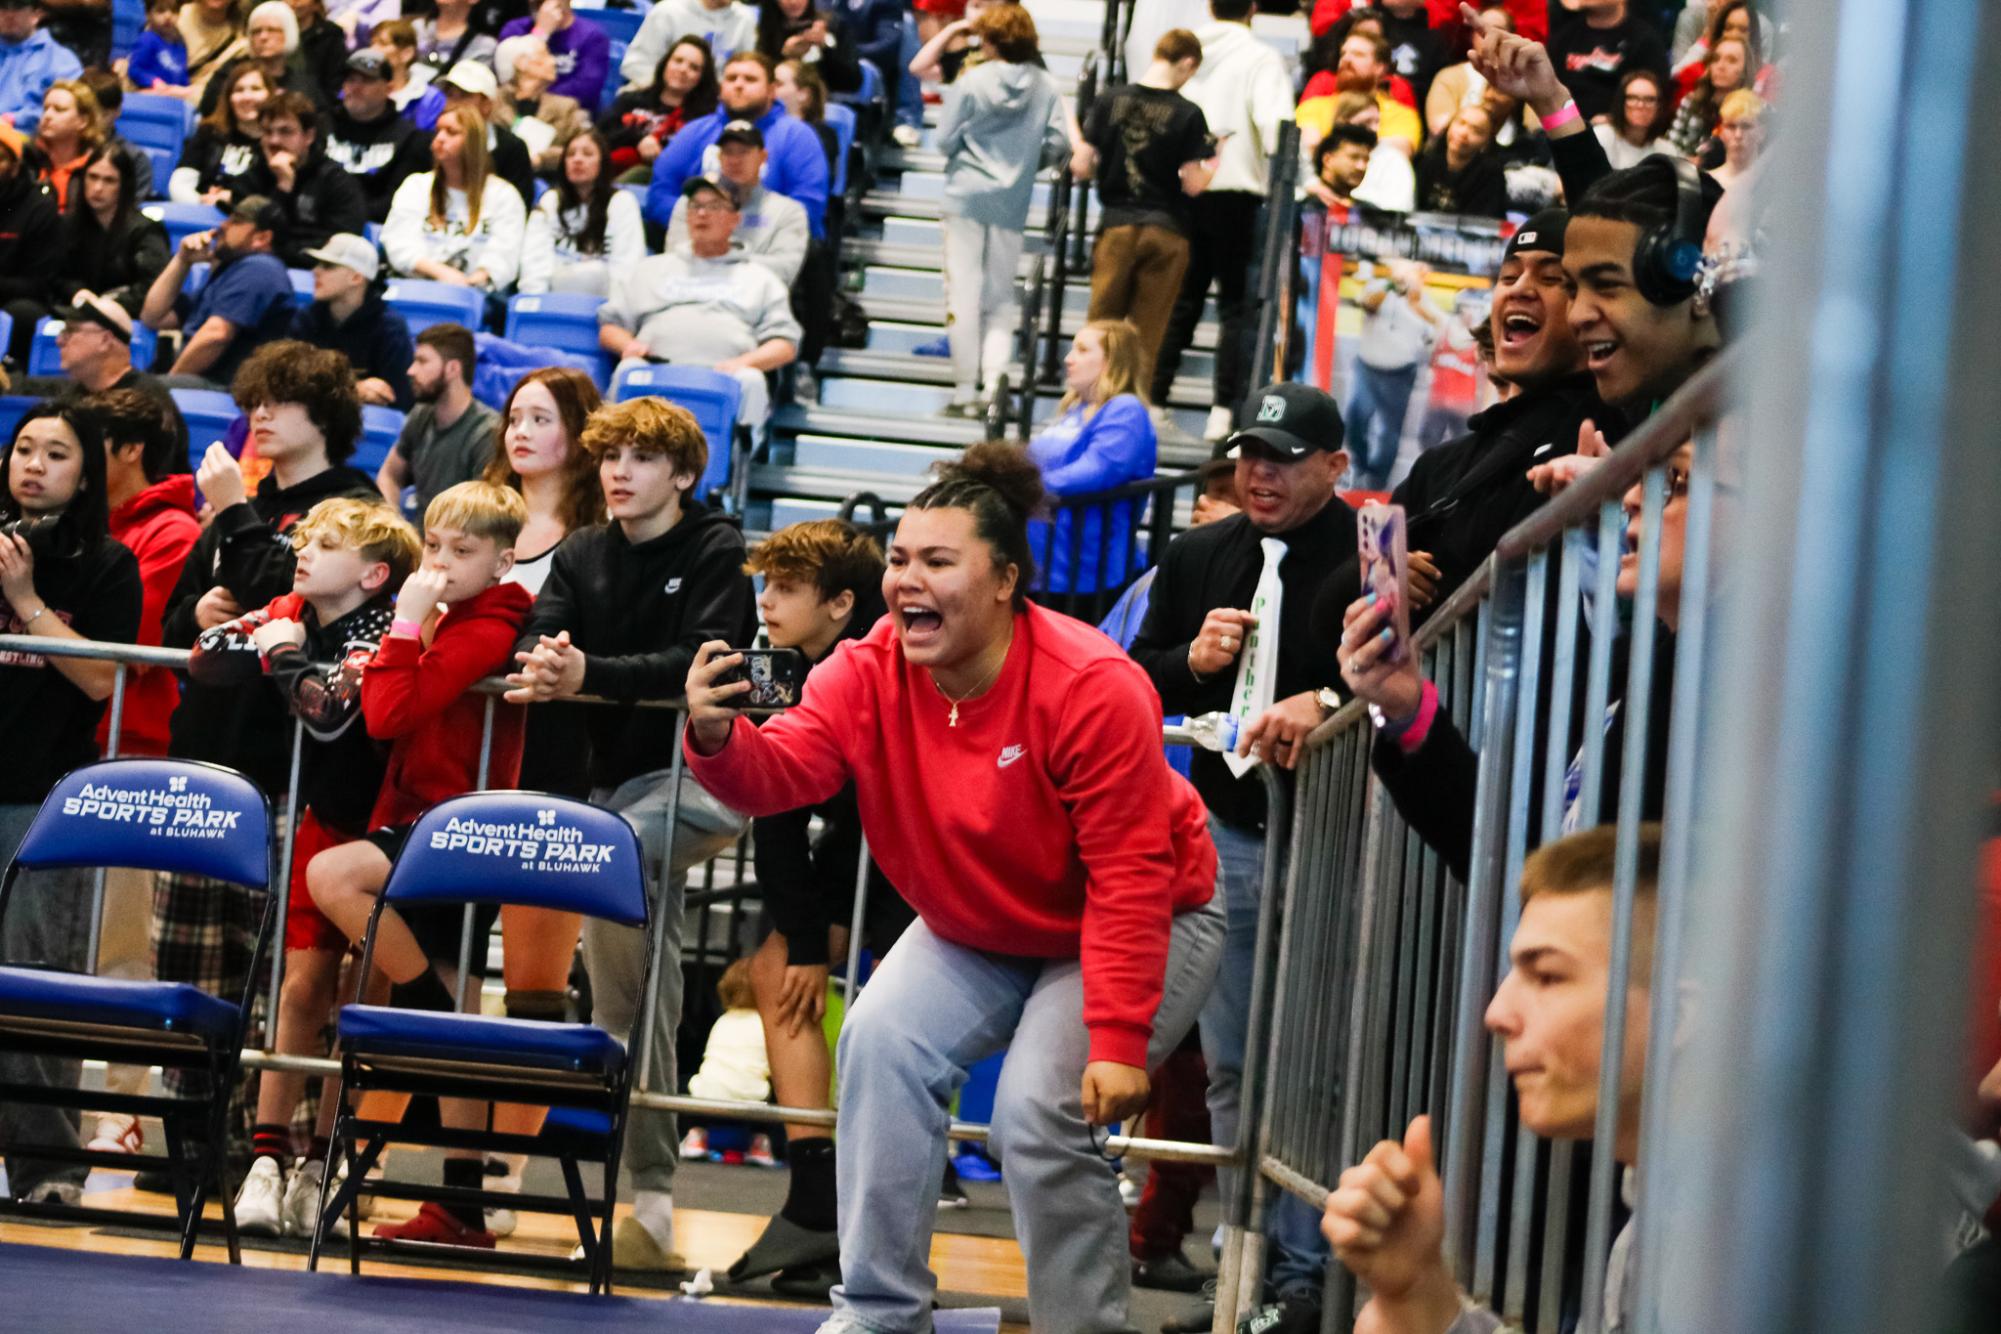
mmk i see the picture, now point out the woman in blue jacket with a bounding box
[1026,317,1157,611]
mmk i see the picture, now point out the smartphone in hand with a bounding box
[716,647,808,708]
[1357,503,1413,666]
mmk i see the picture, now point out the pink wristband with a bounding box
[1393,681,1441,755]
[390,618,424,639]
[1540,99,1581,132]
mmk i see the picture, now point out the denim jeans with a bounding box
[822,897,1225,1333]
[1201,815,1331,1305]
[1345,360,1421,491]
[0,802,92,1196]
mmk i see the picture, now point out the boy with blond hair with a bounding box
[307,479,535,1247]
[504,396,756,1271]
[190,496,422,1236]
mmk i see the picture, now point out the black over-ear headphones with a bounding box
[1632,155,1705,306]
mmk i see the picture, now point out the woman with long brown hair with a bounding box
[479,365,606,1232]
[171,60,269,203]
[381,104,528,292]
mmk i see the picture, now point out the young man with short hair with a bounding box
[291,231,415,409]
[1324,823,1662,1334]
[324,49,431,223]
[1308,122,1378,210]
[1074,28,1218,397]
[223,89,369,269]
[645,50,830,238]
[724,519,918,1293]
[148,342,383,1161]
[376,323,500,517]
[189,496,420,1237]
[139,195,297,389]
[505,396,757,1271]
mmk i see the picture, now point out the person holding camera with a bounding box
[681,441,1223,1334]
[0,401,142,1206]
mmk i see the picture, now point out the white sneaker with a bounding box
[484,1155,523,1238]
[86,1115,143,1155]
[891,124,922,149]
[24,1180,82,1205]
[281,1157,324,1238]
[1204,405,1236,440]
[234,1156,284,1237]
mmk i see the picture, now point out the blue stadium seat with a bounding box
[0,394,36,443]
[171,387,241,453]
[310,792,649,1292]
[609,362,741,504]
[382,278,487,336]
[0,311,12,364]
[110,0,143,59]
[835,56,884,107]
[826,102,856,198]
[141,201,224,252]
[119,94,191,198]
[288,268,316,302]
[601,42,627,116]
[363,220,382,248]
[573,5,644,46]
[505,292,612,384]
[27,317,158,378]
[0,759,272,1261]
[352,405,403,477]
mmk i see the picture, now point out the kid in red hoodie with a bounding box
[306,480,532,1248]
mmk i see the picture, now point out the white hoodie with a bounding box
[1180,21,1297,197]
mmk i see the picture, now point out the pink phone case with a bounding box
[1358,503,1412,665]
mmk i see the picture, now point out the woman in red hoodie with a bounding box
[684,443,1224,1334]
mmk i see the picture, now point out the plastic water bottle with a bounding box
[1183,711,1241,753]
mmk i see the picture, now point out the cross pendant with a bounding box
[948,704,960,727]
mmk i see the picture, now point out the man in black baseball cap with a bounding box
[327,48,430,223]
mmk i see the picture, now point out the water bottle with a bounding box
[1183,711,1240,753]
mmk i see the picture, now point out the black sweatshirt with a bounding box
[0,523,142,803]
[750,586,908,967]
[224,149,368,270]
[161,463,382,795]
[517,502,757,791]
[324,105,433,224]
[1128,497,1359,831]
[187,591,394,835]
[0,172,61,308]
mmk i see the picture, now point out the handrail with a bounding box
[1241,120,1302,427]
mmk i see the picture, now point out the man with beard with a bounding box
[139,194,297,388]
[374,322,499,520]
[1298,29,1424,162]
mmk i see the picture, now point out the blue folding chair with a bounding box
[0,759,273,1259]
[307,792,649,1292]
[119,95,191,198]
[826,101,856,198]
[171,388,241,452]
[383,278,487,336]
[352,404,404,477]
[609,362,742,506]
[141,201,225,253]
[27,317,159,378]
[506,292,613,385]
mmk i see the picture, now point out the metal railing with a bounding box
[1229,358,1731,1332]
[1238,121,1302,433]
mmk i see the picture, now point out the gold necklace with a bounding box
[930,635,1011,727]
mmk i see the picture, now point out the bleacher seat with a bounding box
[573,5,644,45]
[288,268,316,303]
[827,102,856,198]
[0,759,273,1261]
[309,792,650,1293]
[0,311,11,363]
[364,221,383,248]
[505,292,613,384]
[141,201,224,252]
[119,94,191,198]
[171,387,241,451]
[353,405,404,477]
[836,56,884,107]
[111,0,142,59]
[610,362,741,505]
[601,42,628,116]
[382,279,486,336]
[26,317,159,378]
[0,394,35,443]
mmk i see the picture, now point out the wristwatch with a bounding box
[1315,686,1342,715]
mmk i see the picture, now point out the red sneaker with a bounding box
[373,1200,496,1248]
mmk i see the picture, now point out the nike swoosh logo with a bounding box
[997,745,1025,769]
[1533,443,1554,457]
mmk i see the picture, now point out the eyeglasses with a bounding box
[686,200,736,216]
[1625,92,1659,104]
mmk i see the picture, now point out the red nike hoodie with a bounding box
[363,580,534,829]
[98,474,200,757]
[687,602,1217,1068]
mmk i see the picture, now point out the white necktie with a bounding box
[1223,537,1286,778]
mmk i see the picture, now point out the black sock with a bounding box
[780,1136,837,1232]
[441,1157,484,1230]
[390,967,456,1014]
[250,1123,291,1165]
[307,1136,331,1166]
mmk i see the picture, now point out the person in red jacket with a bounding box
[79,386,200,1161]
[308,478,533,1248]
[683,442,1225,1334]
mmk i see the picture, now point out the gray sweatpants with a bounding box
[582,768,744,1196]
[822,893,1226,1334]
[0,802,92,1196]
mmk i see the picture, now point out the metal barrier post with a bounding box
[452,694,497,1010]
[264,718,307,1034]
[632,712,690,1094]
[84,662,128,973]
[842,833,870,998]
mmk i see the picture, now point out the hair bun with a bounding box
[943,440,1045,519]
